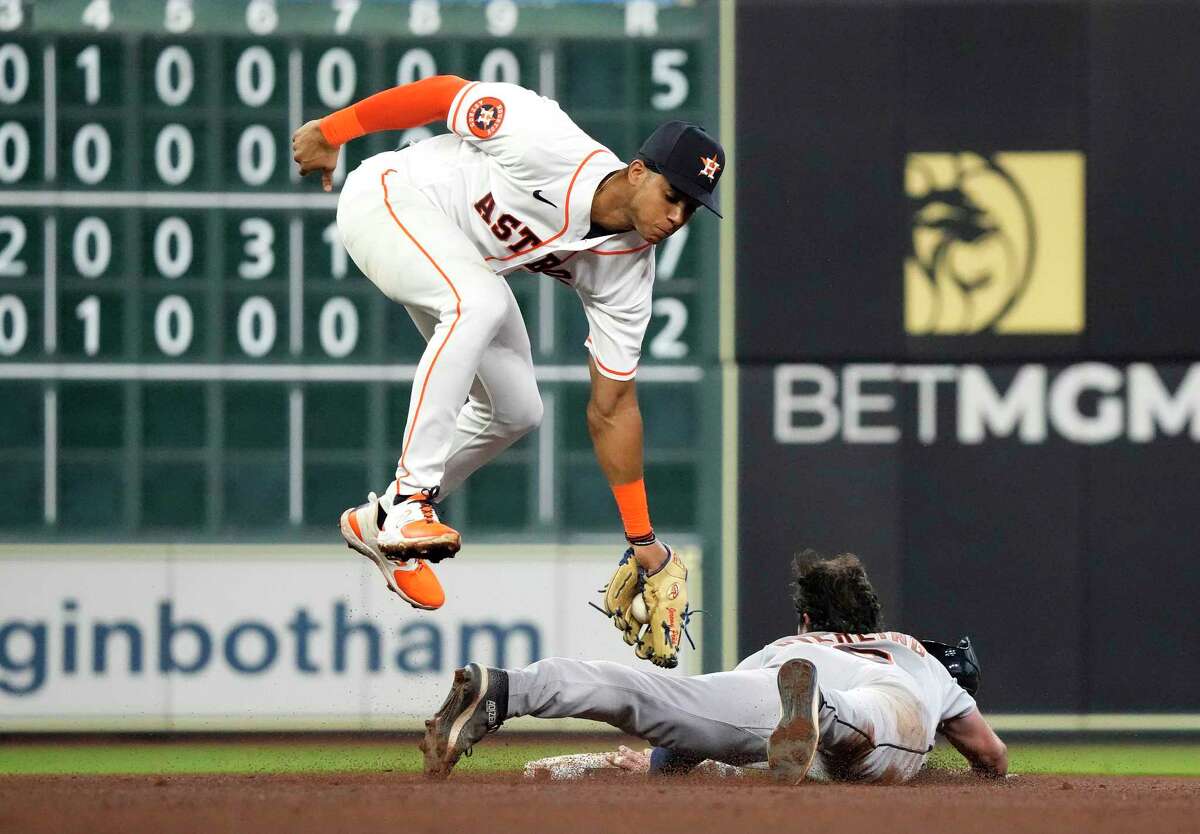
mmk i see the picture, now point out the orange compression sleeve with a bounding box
[611,479,654,544]
[318,75,469,147]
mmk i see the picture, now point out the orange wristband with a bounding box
[611,479,653,541]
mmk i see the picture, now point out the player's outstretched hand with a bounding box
[606,745,652,773]
[291,119,340,191]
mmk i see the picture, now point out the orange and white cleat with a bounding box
[340,491,446,611]
[377,487,461,562]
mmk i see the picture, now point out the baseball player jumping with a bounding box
[291,76,723,667]
[420,552,1008,784]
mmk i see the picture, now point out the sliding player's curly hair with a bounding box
[792,550,882,633]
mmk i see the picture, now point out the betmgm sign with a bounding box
[774,363,1200,446]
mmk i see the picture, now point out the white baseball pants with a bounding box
[336,160,543,499]
[506,657,933,782]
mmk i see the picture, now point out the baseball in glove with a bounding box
[597,546,693,668]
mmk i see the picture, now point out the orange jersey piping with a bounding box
[449,81,482,133]
[380,168,463,488]
[586,337,638,378]
[485,148,614,263]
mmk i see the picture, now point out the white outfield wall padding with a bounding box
[0,543,701,731]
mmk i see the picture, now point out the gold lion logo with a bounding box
[905,153,1035,334]
[905,151,1085,336]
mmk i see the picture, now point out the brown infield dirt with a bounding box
[2,769,1198,834]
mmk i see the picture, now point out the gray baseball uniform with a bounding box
[505,630,977,782]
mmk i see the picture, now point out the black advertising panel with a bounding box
[1087,3,1200,359]
[734,0,904,362]
[1083,367,1200,711]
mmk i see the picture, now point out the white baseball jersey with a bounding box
[354,80,655,381]
[737,631,978,748]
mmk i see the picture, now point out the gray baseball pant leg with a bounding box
[505,657,781,765]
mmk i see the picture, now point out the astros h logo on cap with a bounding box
[637,121,726,217]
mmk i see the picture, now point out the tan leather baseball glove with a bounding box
[601,545,690,668]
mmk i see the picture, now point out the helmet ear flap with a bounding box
[919,635,981,697]
[956,636,981,696]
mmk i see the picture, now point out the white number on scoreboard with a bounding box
[316,48,356,108]
[75,295,101,356]
[72,123,112,185]
[155,124,195,185]
[154,217,194,279]
[155,46,195,106]
[154,295,194,356]
[319,297,358,357]
[0,122,30,183]
[72,217,111,279]
[239,218,276,279]
[236,46,276,107]
[0,294,27,355]
[237,125,276,185]
[0,44,29,103]
[0,216,27,277]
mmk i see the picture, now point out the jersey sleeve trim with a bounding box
[447,81,483,133]
[586,337,638,379]
[945,704,977,722]
[483,147,614,264]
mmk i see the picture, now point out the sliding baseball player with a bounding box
[421,552,1008,784]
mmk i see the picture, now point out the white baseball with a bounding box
[629,594,649,624]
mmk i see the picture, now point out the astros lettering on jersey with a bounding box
[402,81,657,380]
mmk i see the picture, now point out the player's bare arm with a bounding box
[939,707,1009,778]
[585,359,667,570]
[590,356,690,668]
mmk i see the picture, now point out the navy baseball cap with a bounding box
[636,121,725,218]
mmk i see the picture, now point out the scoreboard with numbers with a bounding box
[0,0,723,557]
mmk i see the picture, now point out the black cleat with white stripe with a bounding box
[420,663,508,778]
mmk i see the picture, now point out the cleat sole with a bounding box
[769,659,820,785]
[379,534,461,563]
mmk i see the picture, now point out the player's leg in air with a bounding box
[427,290,542,499]
[334,164,539,610]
